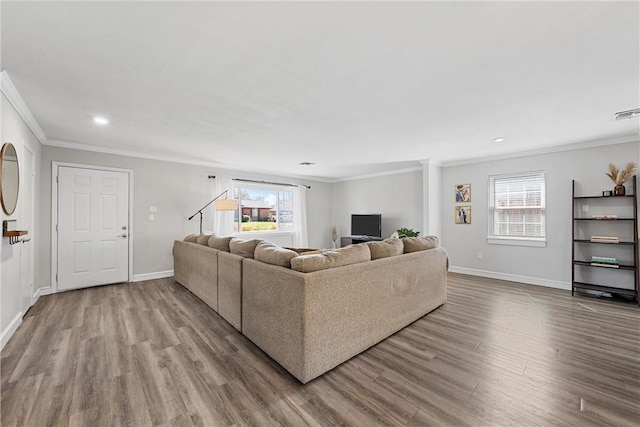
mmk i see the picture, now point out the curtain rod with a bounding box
[233,178,310,189]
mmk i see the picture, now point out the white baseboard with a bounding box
[448,266,571,291]
[1,311,23,351]
[32,286,53,302]
[132,270,174,282]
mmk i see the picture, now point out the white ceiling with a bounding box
[2,1,639,181]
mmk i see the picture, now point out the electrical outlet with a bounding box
[149,214,155,221]
[582,205,589,213]
[477,252,483,260]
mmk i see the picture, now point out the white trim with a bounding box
[441,136,638,167]
[0,71,47,144]
[33,286,53,300]
[448,266,570,291]
[133,270,174,282]
[0,311,23,351]
[45,138,335,183]
[330,166,423,183]
[51,162,134,293]
[487,237,547,247]
[419,158,443,167]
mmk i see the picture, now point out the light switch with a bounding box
[582,205,589,213]
[149,214,155,221]
[149,206,157,213]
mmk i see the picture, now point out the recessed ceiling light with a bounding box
[493,137,505,143]
[299,162,316,166]
[93,116,109,125]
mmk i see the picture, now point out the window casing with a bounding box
[488,171,546,246]
[233,185,293,233]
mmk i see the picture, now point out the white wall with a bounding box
[331,170,423,242]
[441,141,639,289]
[1,93,42,349]
[40,146,332,286]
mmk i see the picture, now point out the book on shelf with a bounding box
[590,262,620,268]
[591,256,618,265]
[591,214,618,220]
[590,236,619,243]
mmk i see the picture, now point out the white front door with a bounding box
[57,166,130,291]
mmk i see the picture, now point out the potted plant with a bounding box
[397,227,420,238]
[606,162,637,196]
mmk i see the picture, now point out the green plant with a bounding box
[397,227,419,237]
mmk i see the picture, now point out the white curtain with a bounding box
[293,186,309,247]
[214,175,235,237]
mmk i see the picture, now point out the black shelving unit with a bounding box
[571,175,638,305]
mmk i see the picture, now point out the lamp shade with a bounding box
[215,198,238,211]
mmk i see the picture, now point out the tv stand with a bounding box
[340,235,383,247]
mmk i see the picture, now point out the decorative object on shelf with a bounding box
[605,162,637,196]
[455,183,471,202]
[331,226,338,248]
[188,189,238,234]
[455,206,471,224]
[3,220,28,245]
[0,142,20,215]
[602,190,612,197]
[397,227,420,237]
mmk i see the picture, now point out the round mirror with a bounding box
[1,142,20,215]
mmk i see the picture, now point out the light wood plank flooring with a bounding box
[2,273,639,426]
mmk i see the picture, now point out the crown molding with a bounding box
[440,135,639,167]
[330,166,423,183]
[0,71,48,144]
[44,138,334,184]
[419,158,443,167]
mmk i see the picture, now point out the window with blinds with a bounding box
[488,171,546,244]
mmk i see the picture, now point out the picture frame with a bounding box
[455,205,472,224]
[455,183,471,202]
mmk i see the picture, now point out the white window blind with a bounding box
[488,171,546,242]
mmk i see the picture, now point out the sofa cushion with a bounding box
[229,238,261,258]
[402,236,440,253]
[196,234,212,245]
[290,244,371,273]
[184,234,198,243]
[255,241,299,268]
[208,235,232,252]
[367,238,404,260]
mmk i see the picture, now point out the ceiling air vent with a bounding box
[614,108,640,121]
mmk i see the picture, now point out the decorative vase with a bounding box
[614,184,626,196]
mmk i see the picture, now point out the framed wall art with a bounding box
[455,183,471,202]
[455,205,471,224]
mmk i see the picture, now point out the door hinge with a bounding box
[55,273,58,282]
[56,176,58,183]
[56,224,58,232]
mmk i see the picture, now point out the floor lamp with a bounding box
[188,189,238,234]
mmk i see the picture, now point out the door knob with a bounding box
[119,233,127,238]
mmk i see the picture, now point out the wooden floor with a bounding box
[1,273,639,426]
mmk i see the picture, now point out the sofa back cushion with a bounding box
[290,244,371,273]
[208,235,232,252]
[229,238,261,258]
[254,241,299,268]
[366,238,404,260]
[184,234,198,243]
[196,234,213,245]
[402,236,440,253]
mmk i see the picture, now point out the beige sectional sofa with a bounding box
[172,235,447,383]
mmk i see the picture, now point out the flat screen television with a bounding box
[351,214,382,238]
